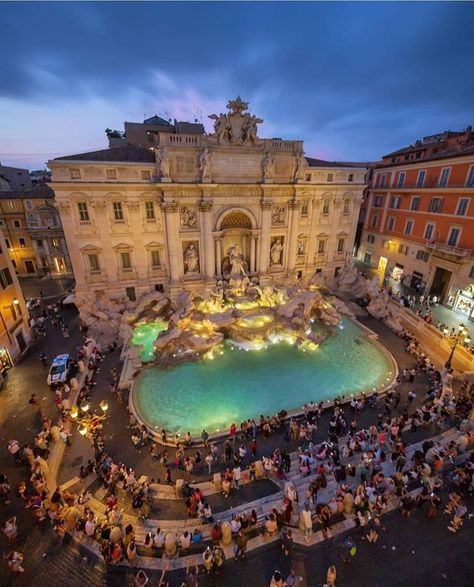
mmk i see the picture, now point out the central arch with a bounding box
[215,206,257,231]
[215,207,256,275]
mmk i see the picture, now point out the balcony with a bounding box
[374,180,474,190]
[426,241,473,258]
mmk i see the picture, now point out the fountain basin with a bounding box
[131,317,397,437]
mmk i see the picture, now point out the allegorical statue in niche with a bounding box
[262,152,275,181]
[270,239,284,265]
[199,147,212,181]
[158,148,171,178]
[228,243,247,276]
[184,243,199,273]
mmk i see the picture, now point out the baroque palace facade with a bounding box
[49,98,366,303]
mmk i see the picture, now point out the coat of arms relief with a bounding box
[208,97,263,145]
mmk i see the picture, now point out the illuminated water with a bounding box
[133,317,395,436]
[130,321,167,362]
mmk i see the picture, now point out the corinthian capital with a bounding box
[198,200,213,212]
[162,201,179,213]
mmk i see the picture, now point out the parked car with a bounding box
[47,354,70,386]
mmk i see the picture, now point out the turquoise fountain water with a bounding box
[130,321,167,362]
[132,317,395,436]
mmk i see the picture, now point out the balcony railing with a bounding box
[85,270,104,283]
[425,241,473,257]
[374,180,474,190]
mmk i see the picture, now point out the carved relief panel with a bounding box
[180,206,198,229]
[271,205,286,226]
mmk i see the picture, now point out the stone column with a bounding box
[214,235,222,276]
[198,200,214,281]
[258,200,273,274]
[125,200,142,279]
[250,233,258,273]
[285,200,300,272]
[162,201,182,283]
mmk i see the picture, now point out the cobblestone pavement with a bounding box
[3,481,473,587]
[1,303,472,586]
[18,275,74,300]
[0,303,83,586]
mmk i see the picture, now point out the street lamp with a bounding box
[443,323,471,368]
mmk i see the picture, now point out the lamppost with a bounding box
[70,400,108,438]
[443,323,471,368]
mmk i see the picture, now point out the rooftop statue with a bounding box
[209,97,263,145]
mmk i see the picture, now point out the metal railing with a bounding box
[425,240,473,257]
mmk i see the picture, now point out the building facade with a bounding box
[0,185,72,278]
[0,227,31,382]
[0,163,32,190]
[357,127,474,315]
[49,98,366,304]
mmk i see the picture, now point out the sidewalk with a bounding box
[353,260,474,342]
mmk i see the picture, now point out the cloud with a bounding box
[1,1,473,167]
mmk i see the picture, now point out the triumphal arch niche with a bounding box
[217,209,255,278]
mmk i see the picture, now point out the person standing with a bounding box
[0,473,11,504]
[2,516,18,543]
[341,537,357,564]
[29,393,41,413]
[281,529,294,557]
[326,565,337,587]
[205,453,214,475]
[300,503,313,543]
[235,529,248,559]
[427,492,442,518]
[270,570,285,587]
[7,551,25,574]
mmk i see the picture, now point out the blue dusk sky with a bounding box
[1,1,474,169]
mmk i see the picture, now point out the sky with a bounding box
[1,1,474,170]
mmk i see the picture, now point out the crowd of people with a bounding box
[1,303,108,579]
[2,297,473,586]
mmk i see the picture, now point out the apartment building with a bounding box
[0,228,31,382]
[358,126,474,319]
[0,184,72,278]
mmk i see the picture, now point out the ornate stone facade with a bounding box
[49,99,366,305]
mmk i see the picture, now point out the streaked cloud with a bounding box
[0,1,473,168]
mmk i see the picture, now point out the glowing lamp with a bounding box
[99,400,109,412]
[70,406,79,419]
[80,402,90,413]
[79,425,88,436]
